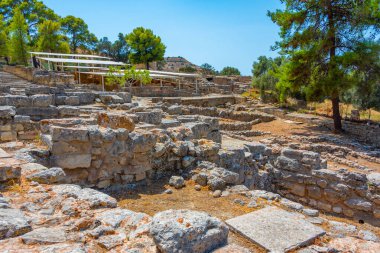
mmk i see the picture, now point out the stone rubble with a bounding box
[0,70,380,252]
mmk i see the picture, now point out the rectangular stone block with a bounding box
[31,95,54,107]
[226,207,325,252]
[51,154,92,169]
[50,126,89,142]
[0,131,14,141]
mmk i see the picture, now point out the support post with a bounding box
[160,79,163,88]
[196,79,198,94]
[102,75,105,91]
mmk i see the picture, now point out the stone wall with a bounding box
[3,65,75,86]
[130,86,194,97]
[39,114,222,188]
[0,87,131,121]
[341,122,380,148]
[0,106,40,142]
[272,147,380,225]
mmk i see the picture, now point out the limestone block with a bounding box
[344,198,372,211]
[307,185,322,199]
[64,96,80,106]
[0,106,16,119]
[13,115,30,123]
[25,86,51,96]
[51,154,92,169]
[16,106,58,119]
[0,124,11,131]
[167,105,182,115]
[97,112,135,131]
[50,126,89,142]
[136,110,162,125]
[5,95,30,107]
[65,92,96,104]
[226,207,325,253]
[0,131,14,141]
[58,106,80,117]
[31,94,54,107]
[324,189,346,204]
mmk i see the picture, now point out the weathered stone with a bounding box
[97,112,135,131]
[0,208,32,239]
[208,177,226,191]
[21,227,66,245]
[213,244,251,253]
[303,208,319,217]
[226,207,325,253]
[51,154,91,169]
[150,209,229,253]
[0,106,16,119]
[329,237,380,252]
[169,176,185,189]
[31,94,53,107]
[358,230,379,242]
[50,126,89,142]
[368,173,380,188]
[58,105,80,117]
[193,173,208,186]
[280,198,304,211]
[344,198,372,212]
[97,233,126,250]
[26,167,65,184]
[167,105,182,115]
[250,190,281,201]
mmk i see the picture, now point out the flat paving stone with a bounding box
[226,206,325,253]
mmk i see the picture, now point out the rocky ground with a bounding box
[0,70,380,252]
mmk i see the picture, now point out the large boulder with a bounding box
[21,227,67,245]
[150,209,228,253]
[0,208,32,239]
[25,167,66,184]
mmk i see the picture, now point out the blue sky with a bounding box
[43,0,283,75]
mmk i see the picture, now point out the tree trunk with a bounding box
[146,62,150,70]
[327,0,342,132]
[331,93,342,132]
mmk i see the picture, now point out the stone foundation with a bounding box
[3,65,75,86]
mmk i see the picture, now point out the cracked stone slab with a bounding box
[226,206,325,253]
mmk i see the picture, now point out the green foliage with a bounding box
[112,33,129,63]
[9,8,29,65]
[341,41,380,112]
[179,66,197,73]
[268,0,380,130]
[106,65,151,88]
[37,20,69,53]
[0,0,58,42]
[252,56,284,102]
[61,15,96,53]
[97,33,129,62]
[97,37,112,56]
[126,27,166,69]
[220,66,241,76]
[200,63,217,75]
[0,15,9,57]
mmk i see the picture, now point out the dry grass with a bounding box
[310,100,380,122]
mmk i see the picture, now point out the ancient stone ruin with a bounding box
[0,67,379,252]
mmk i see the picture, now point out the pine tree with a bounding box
[0,15,9,58]
[269,0,379,131]
[9,8,29,65]
[37,20,69,53]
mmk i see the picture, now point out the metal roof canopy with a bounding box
[30,51,111,59]
[149,70,200,78]
[80,71,178,79]
[37,57,125,66]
